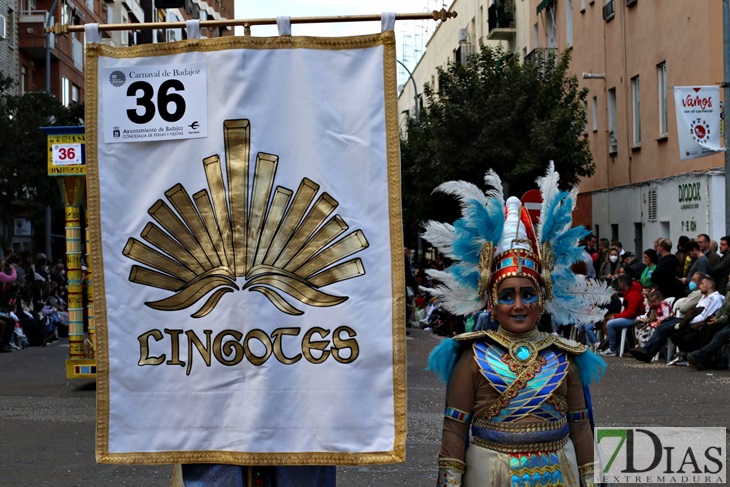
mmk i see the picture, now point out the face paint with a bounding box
[493,277,542,334]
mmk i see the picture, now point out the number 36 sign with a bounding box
[101,62,207,143]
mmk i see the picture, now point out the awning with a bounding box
[536,0,555,14]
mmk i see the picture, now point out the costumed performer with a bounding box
[423,164,613,487]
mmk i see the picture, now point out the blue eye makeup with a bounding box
[497,287,539,305]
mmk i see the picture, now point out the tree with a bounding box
[0,74,84,250]
[400,46,593,246]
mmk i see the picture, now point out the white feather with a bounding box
[535,161,560,241]
[483,169,504,201]
[422,221,457,259]
[424,269,486,315]
[433,180,488,209]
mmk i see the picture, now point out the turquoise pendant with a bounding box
[515,345,531,361]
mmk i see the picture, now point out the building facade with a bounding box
[0,0,19,85]
[532,0,725,255]
[399,0,727,255]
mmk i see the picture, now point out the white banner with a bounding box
[674,85,725,160]
[87,34,405,465]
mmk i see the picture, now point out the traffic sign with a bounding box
[521,189,543,223]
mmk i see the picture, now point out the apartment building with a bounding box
[398,0,727,254]
[533,0,725,254]
[0,0,18,84]
[397,0,527,132]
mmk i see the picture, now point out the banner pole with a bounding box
[724,0,730,235]
[47,9,457,35]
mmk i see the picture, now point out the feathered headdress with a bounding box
[421,162,612,326]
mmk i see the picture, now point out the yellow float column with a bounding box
[58,176,86,361]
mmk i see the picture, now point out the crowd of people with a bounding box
[0,249,71,353]
[408,232,730,371]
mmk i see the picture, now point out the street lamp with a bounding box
[396,59,419,122]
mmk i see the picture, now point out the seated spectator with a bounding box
[672,277,728,354]
[630,275,724,363]
[634,289,672,348]
[639,249,658,288]
[687,305,730,371]
[680,240,711,294]
[673,272,705,314]
[601,274,645,356]
[620,252,646,281]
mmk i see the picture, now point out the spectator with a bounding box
[652,238,685,299]
[633,289,672,348]
[673,272,706,315]
[675,235,690,278]
[687,291,730,370]
[630,275,724,363]
[620,252,645,280]
[598,238,611,267]
[578,242,596,278]
[710,236,730,295]
[697,233,720,268]
[680,240,711,294]
[639,249,658,288]
[601,274,645,357]
[672,276,728,354]
[598,246,622,290]
[611,240,625,256]
[585,233,599,264]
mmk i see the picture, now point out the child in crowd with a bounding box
[634,289,672,348]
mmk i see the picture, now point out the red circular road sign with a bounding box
[521,189,543,223]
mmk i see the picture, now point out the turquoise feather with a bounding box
[574,349,607,386]
[426,338,462,383]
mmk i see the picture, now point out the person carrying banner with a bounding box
[423,164,612,487]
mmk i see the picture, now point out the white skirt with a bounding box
[463,438,580,487]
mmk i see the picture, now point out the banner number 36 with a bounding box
[126,79,186,124]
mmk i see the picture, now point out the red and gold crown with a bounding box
[478,197,544,309]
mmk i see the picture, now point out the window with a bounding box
[72,84,79,103]
[592,96,598,132]
[20,66,26,95]
[632,75,641,146]
[566,0,574,47]
[583,100,589,133]
[547,6,557,48]
[608,88,617,153]
[658,62,668,137]
[106,4,113,24]
[533,22,539,50]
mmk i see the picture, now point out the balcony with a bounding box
[487,0,516,41]
[524,47,558,65]
[18,10,52,59]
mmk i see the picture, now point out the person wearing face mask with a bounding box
[424,165,612,487]
[598,246,622,288]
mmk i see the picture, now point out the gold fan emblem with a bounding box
[123,119,369,318]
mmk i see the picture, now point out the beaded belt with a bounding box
[470,418,570,453]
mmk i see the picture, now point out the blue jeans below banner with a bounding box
[181,464,336,487]
[606,317,636,352]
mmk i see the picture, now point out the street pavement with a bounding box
[0,328,728,486]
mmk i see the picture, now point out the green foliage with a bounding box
[0,73,84,246]
[400,46,592,243]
